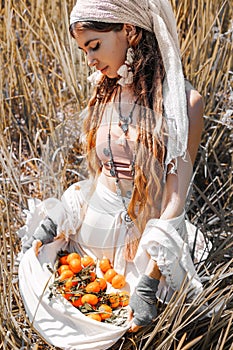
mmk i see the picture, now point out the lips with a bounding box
[99,66,108,74]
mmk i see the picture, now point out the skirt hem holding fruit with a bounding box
[18,178,210,350]
[19,241,131,350]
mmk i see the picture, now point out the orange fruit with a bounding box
[86,314,102,322]
[111,274,126,289]
[72,297,82,308]
[85,281,101,293]
[69,258,82,273]
[64,278,74,291]
[119,291,130,307]
[57,264,70,275]
[99,304,112,320]
[81,294,99,306]
[96,278,107,291]
[99,257,112,273]
[64,277,78,291]
[89,271,96,282]
[59,269,74,281]
[59,255,69,265]
[62,293,72,301]
[67,252,81,264]
[104,268,117,283]
[109,293,120,308]
[81,255,95,267]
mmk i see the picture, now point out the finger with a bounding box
[32,240,42,256]
[128,321,141,333]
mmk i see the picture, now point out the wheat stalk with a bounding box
[0,0,232,349]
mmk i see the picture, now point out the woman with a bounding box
[18,0,206,348]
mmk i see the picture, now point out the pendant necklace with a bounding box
[118,85,139,136]
[105,93,142,262]
[107,109,141,262]
[107,125,135,224]
[106,89,139,224]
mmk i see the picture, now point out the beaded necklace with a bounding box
[102,88,142,261]
[107,118,141,262]
[107,131,135,224]
[106,88,139,224]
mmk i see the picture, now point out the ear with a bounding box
[123,24,137,41]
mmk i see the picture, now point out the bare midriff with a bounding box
[95,105,137,197]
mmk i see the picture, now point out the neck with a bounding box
[117,84,136,103]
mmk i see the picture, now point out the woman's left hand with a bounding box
[127,308,142,332]
[127,274,159,332]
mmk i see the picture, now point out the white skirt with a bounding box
[18,178,208,350]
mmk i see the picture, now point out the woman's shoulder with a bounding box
[185,80,204,163]
[185,80,204,119]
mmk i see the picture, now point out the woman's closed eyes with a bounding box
[78,40,100,54]
[91,42,100,51]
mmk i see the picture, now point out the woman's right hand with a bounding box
[32,239,43,256]
[22,217,57,254]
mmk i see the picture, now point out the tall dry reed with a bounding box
[0,0,232,349]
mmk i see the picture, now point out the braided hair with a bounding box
[70,22,166,232]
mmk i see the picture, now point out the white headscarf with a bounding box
[70,0,188,169]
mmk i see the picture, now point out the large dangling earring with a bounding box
[117,47,134,86]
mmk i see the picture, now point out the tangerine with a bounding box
[98,304,112,320]
[111,274,126,289]
[57,264,70,275]
[81,255,95,267]
[62,293,72,301]
[67,252,81,264]
[86,313,102,322]
[104,268,117,283]
[81,294,99,306]
[59,255,69,265]
[119,291,130,307]
[85,281,101,293]
[99,257,112,273]
[72,297,82,308]
[108,293,120,308]
[89,271,96,282]
[64,278,73,291]
[65,277,78,291]
[59,269,74,281]
[69,258,82,273]
[96,278,107,291]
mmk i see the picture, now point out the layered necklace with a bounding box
[106,86,139,224]
[102,87,141,261]
[118,86,139,136]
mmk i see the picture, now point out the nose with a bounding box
[87,53,98,68]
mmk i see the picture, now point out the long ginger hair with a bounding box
[70,22,166,232]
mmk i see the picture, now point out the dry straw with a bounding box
[0,0,232,349]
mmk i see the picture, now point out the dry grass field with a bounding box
[0,0,232,349]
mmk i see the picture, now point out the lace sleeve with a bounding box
[135,213,203,300]
[17,179,91,255]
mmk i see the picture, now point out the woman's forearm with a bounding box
[160,154,193,220]
[160,88,204,221]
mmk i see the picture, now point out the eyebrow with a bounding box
[78,38,99,50]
